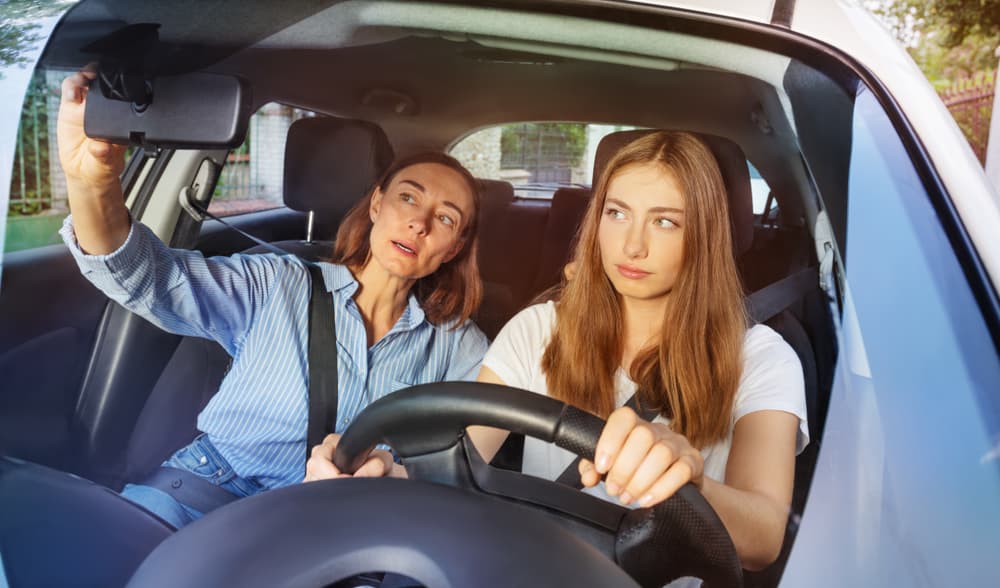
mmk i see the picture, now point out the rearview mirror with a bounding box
[84,71,252,149]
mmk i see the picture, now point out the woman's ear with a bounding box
[369,188,383,222]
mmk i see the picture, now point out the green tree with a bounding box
[0,1,76,74]
[870,0,1000,84]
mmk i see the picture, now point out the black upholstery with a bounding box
[476,179,517,339]
[121,117,394,486]
[531,187,590,294]
[283,117,394,220]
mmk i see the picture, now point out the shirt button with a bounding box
[342,418,350,425]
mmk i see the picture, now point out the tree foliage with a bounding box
[870,0,1000,84]
[0,1,77,70]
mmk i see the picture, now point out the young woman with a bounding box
[57,70,488,528]
[469,131,808,571]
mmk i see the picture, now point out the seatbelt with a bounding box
[138,255,339,513]
[187,200,295,258]
[140,466,240,515]
[189,200,340,457]
[305,263,339,461]
[745,266,818,324]
[553,266,818,490]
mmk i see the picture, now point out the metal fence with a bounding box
[8,72,60,218]
[500,123,586,184]
[940,69,997,166]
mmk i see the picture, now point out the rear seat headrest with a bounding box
[477,179,515,212]
[593,130,754,257]
[283,117,394,220]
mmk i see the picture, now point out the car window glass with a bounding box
[450,123,642,199]
[747,160,772,214]
[208,103,316,217]
[5,69,74,254]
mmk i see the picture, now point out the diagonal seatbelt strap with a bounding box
[744,266,818,324]
[305,263,339,463]
[188,200,294,258]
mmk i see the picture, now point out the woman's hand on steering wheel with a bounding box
[579,406,705,508]
[304,434,398,482]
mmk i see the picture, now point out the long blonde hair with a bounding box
[541,131,747,448]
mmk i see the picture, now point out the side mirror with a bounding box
[84,71,252,149]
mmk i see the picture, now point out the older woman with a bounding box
[57,69,488,528]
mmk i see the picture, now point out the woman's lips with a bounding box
[392,240,417,257]
[616,264,651,279]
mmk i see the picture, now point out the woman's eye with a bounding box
[400,193,416,204]
[654,217,677,229]
[605,208,626,220]
[438,214,455,226]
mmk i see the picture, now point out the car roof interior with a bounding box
[44,0,825,226]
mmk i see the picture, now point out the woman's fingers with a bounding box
[352,450,394,478]
[621,441,676,504]
[304,434,395,481]
[594,406,639,475]
[638,453,703,507]
[592,408,705,506]
[303,434,345,482]
[578,459,601,487]
[605,423,656,499]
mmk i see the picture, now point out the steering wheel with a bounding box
[129,383,741,588]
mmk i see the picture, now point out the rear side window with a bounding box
[208,103,316,217]
[451,123,641,198]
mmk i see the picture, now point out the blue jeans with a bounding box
[121,433,266,529]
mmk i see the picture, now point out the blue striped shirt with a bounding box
[60,217,488,489]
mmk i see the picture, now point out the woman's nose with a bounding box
[623,225,647,258]
[408,213,430,235]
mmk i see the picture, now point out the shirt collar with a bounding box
[320,262,428,329]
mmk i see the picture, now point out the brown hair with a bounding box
[330,152,482,326]
[541,131,747,448]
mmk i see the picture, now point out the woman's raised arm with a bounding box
[57,68,130,254]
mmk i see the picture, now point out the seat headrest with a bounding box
[283,117,394,219]
[593,130,754,257]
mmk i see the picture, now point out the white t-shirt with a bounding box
[483,301,809,496]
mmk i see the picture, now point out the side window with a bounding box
[450,123,640,198]
[747,160,773,215]
[208,103,315,217]
[5,70,66,253]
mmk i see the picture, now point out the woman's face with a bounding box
[598,162,686,307]
[367,162,474,281]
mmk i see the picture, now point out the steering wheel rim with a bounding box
[333,382,744,588]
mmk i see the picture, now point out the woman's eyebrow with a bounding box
[648,206,685,215]
[399,179,426,192]
[606,197,684,215]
